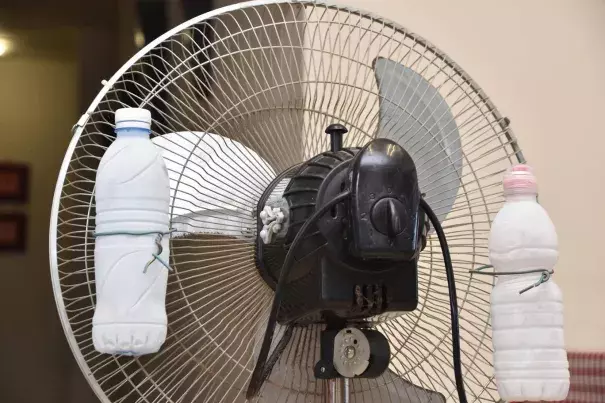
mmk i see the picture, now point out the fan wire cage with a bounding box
[50,1,523,402]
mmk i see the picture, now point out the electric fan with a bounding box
[50,1,524,402]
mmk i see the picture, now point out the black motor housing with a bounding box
[256,138,426,325]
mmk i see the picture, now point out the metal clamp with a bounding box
[71,112,91,136]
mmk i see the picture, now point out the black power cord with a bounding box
[246,191,351,399]
[247,193,468,403]
[419,198,468,403]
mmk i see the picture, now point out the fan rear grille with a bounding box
[51,1,521,402]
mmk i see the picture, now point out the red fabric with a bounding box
[513,352,605,403]
[564,352,605,403]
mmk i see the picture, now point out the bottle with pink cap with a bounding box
[489,164,569,401]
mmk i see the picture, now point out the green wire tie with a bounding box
[470,265,554,294]
[93,229,176,273]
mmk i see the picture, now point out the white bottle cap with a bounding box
[503,164,538,196]
[115,108,152,130]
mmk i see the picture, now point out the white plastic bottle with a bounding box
[489,165,569,401]
[92,108,170,355]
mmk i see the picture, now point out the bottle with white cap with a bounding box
[92,107,170,355]
[489,164,569,401]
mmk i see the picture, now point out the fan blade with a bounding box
[374,57,463,224]
[152,131,276,239]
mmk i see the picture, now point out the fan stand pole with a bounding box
[324,378,350,403]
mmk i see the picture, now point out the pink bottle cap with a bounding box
[503,164,538,195]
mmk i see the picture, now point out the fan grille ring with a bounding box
[50,1,521,402]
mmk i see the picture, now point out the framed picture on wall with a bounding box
[0,162,29,202]
[0,213,27,252]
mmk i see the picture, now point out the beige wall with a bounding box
[332,0,605,350]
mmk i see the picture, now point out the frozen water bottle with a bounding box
[489,165,569,401]
[92,108,171,355]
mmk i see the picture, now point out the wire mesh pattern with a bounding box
[50,1,523,402]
